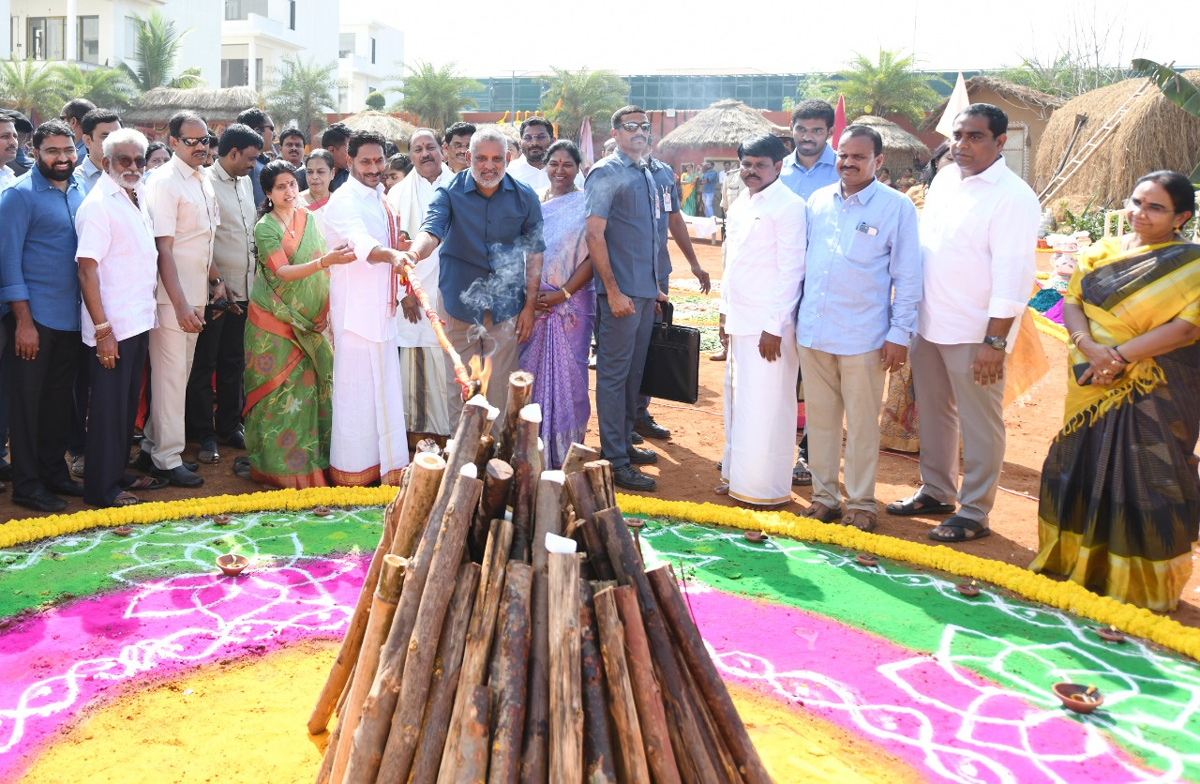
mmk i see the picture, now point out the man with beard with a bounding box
[322,130,410,485]
[718,134,805,507]
[74,128,161,508]
[0,120,87,511]
[279,128,307,190]
[136,111,218,488]
[185,124,264,465]
[797,125,921,531]
[77,108,122,193]
[442,122,475,174]
[322,123,352,192]
[585,105,661,491]
[401,125,544,425]
[386,128,454,442]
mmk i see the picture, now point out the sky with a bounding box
[341,0,1198,78]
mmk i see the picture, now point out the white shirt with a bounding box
[917,156,1040,351]
[507,156,585,191]
[0,167,15,191]
[323,174,399,342]
[387,165,453,348]
[721,177,806,337]
[73,172,159,345]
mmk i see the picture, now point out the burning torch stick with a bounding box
[400,261,483,401]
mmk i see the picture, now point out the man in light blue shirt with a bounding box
[796,124,921,532]
[780,100,839,203]
[76,108,121,194]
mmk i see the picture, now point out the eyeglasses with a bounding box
[177,136,211,147]
[114,155,146,169]
[1125,197,1173,218]
[39,147,76,159]
[619,122,652,132]
[522,133,551,142]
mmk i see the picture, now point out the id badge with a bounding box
[654,192,661,220]
[664,189,673,212]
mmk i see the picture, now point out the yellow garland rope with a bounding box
[1030,311,1069,344]
[616,494,1200,662]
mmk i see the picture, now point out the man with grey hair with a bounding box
[75,128,162,507]
[399,125,545,424]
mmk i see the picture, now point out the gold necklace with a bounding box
[542,185,580,203]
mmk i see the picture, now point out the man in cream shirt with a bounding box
[719,134,805,506]
[887,103,1040,543]
[323,129,410,486]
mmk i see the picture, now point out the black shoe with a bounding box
[0,460,11,481]
[633,416,670,440]
[12,489,67,513]
[135,451,198,473]
[627,447,658,465]
[612,464,657,491]
[49,479,85,497]
[219,427,245,450]
[631,431,644,445]
[152,465,205,488]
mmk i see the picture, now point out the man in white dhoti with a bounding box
[386,128,454,443]
[322,130,410,485]
[719,134,806,506]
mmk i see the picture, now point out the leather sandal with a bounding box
[886,491,955,517]
[803,501,842,523]
[928,515,991,543]
[843,509,877,532]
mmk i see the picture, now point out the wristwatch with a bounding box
[983,335,1007,351]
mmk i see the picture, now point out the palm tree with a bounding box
[120,9,204,92]
[389,61,480,131]
[0,58,63,122]
[55,63,139,110]
[265,56,339,141]
[540,67,628,140]
[836,49,942,126]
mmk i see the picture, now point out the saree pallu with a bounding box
[1031,239,1200,612]
[879,364,919,453]
[243,211,334,488]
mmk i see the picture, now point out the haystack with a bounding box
[1034,70,1200,215]
[851,115,930,176]
[341,110,417,150]
[655,99,788,168]
[124,86,259,128]
[919,75,1061,133]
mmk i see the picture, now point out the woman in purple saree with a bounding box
[519,140,595,468]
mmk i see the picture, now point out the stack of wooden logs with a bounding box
[309,371,772,784]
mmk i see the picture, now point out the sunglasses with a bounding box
[619,122,652,132]
[177,136,211,147]
[114,155,147,169]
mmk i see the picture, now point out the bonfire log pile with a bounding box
[309,372,772,784]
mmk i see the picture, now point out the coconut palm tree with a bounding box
[265,56,339,142]
[540,67,628,140]
[55,63,139,110]
[0,57,63,122]
[389,61,480,131]
[836,49,942,126]
[120,9,204,92]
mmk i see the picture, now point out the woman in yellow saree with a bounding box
[1031,171,1200,612]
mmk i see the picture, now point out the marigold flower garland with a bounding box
[616,494,1200,662]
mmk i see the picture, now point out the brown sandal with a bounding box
[843,509,877,532]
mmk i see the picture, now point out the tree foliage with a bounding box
[783,73,838,113]
[836,49,942,125]
[539,67,629,140]
[365,91,386,111]
[120,9,203,92]
[995,13,1141,100]
[0,58,63,121]
[55,63,140,110]
[389,61,480,131]
[266,56,339,140]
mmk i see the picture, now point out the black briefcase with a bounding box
[639,302,700,404]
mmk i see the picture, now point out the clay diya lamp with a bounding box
[956,581,981,597]
[855,554,878,568]
[1052,682,1104,714]
[112,526,134,537]
[216,553,250,577]
[1097,626,1126,644]
[213,514,232,527]
[744,531,768,544]
[313,507,333,518]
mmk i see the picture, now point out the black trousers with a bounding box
[6,316,79,498]
[185,304,247,443]
[68,350,90,456]
[84,331,149,506]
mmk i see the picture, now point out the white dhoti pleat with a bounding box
[331,329,409,485]
[399,346,451,436]
[722,332,799,506]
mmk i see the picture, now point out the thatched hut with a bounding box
[655,99,789,168]
[918,76,1063,183]
[124,87,260,138]
[851,115,930,178]
[341,111,417,151]
[1034,71,1200,215]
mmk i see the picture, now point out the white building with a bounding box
[336,16,402,113]
[221,0,339,92]
[7,0,220,86]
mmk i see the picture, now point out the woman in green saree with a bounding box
[1031,171,1200,612]
[242,161,355,488]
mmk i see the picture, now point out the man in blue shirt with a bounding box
[796,124,922,532]
[0,120,87,512]
[698,161,719,217]
[780,100,839,202]
[586,105,662,491]
[404,125,544,424]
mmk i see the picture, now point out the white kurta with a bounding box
[323,176,409,484]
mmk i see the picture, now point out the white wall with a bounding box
[0,0,11,59]
[163,0,221,88]
[336,18,402,112]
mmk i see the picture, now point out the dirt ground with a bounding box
[3,237,1197,629]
